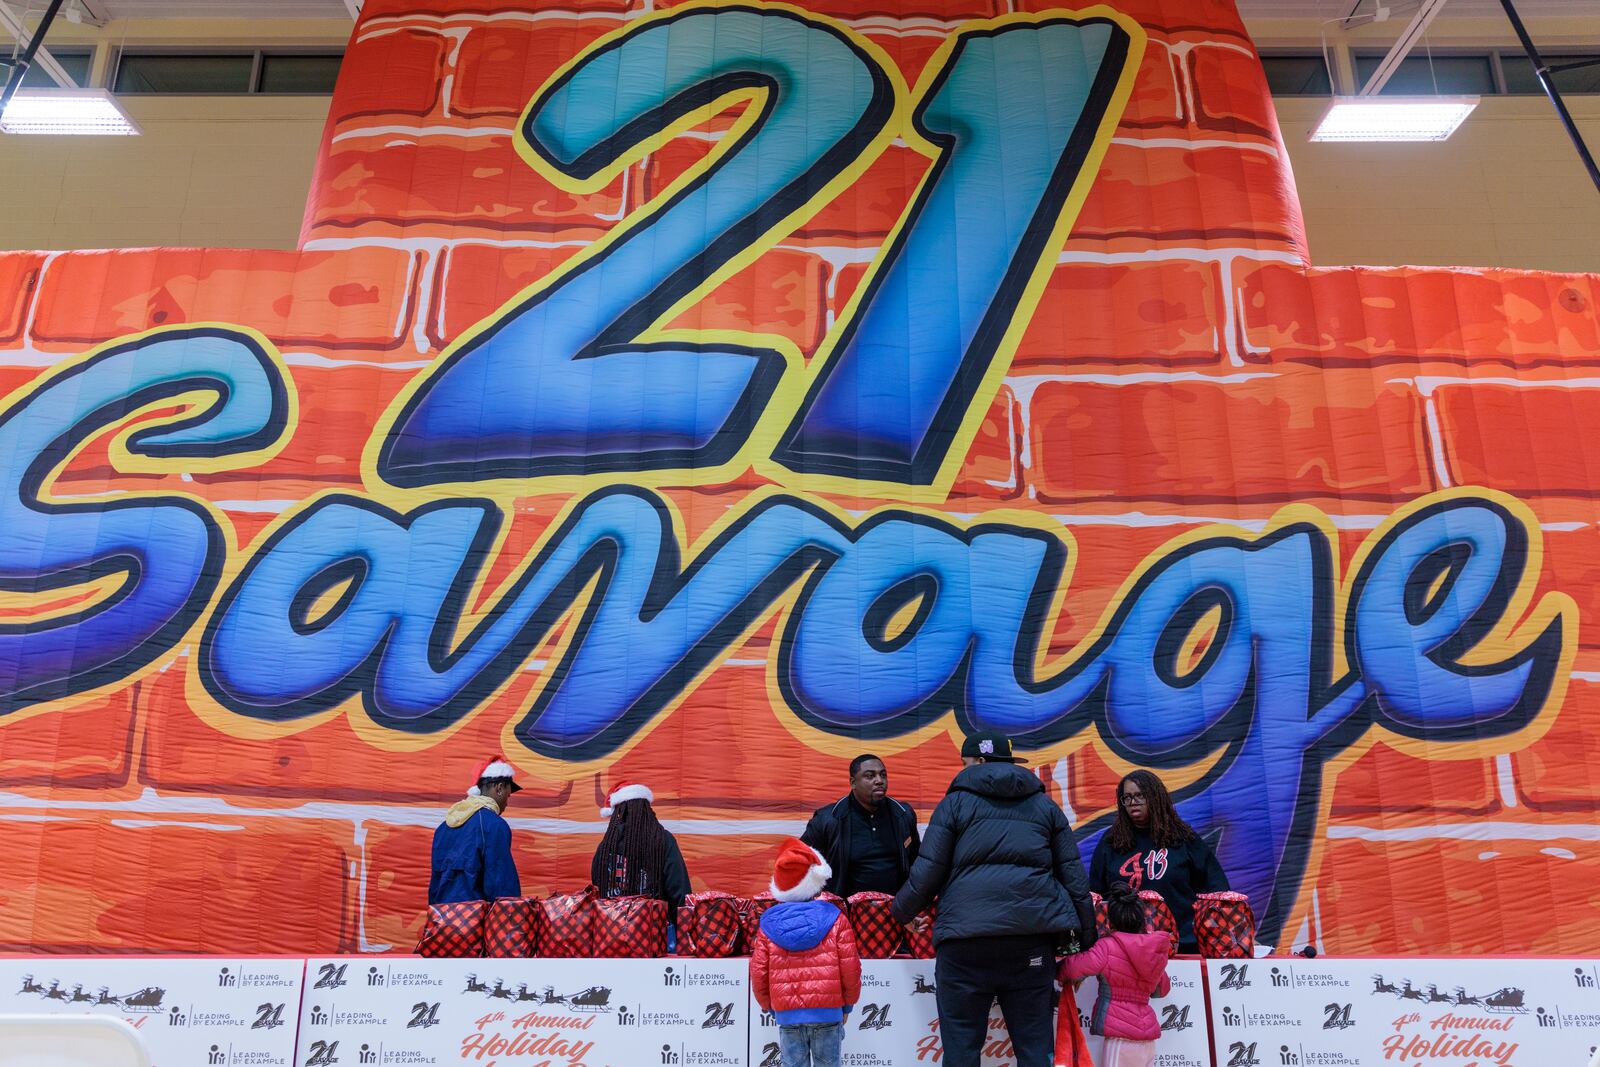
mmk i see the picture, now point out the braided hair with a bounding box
[1106,769,1197,853]
[592,798,669,900]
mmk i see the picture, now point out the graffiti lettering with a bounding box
[0,2,1578,956]
[379,5,900,487]
[0,326,291,715]
[197,485,1564,941]
[377,8,1141,502]
[774,16,1132,488]
[1,320,1566,939]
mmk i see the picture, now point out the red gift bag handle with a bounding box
[1054,983,1093,1067]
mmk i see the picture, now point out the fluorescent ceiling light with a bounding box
[0,88,141,136]
[1310,96,1477,143]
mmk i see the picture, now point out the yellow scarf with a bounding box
[443,795,499,828]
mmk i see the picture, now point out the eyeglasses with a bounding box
[1119,792,1146,805]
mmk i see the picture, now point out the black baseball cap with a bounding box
[960,731,1027,763]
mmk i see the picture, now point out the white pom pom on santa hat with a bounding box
[466,755,519,797]
[770,836,831,902]
[600,779,654,817]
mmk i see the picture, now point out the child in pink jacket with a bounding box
[1059,882,1171,1067]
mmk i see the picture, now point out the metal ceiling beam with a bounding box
[1358,0,1451,96]
[1498,0,1600,196]
[1339,0,1381,29]
[0,0,68,119]
[0,0,78,89]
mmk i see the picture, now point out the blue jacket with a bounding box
[428,800,520,905]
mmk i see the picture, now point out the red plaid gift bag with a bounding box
[1139,891,1180,953]
[483,897,541,958]
[679,891,742,958]
[414,900,486,958]
[1194,892,1255,958]
[1090,893,1113,939]
[736,893,777,946]
[538,886,598,958]
[904,906,936,959]
[847,892,904,959]
[676,905,695,953]
[594,896,669,958]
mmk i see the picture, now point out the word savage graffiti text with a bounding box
[0,4,1575,947]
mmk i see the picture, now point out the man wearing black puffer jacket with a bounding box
[892,731,1097,1067]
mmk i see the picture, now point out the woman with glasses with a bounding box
[1088,770,1229,954]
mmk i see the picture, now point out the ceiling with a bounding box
[60,0,1600,16]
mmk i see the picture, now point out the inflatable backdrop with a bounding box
[0,0,1596,957]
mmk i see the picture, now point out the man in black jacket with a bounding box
[800,754,920,898]
[892,733,1097,1067]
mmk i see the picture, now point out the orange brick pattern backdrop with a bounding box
[0,0,1595,958]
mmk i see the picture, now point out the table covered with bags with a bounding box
[416,888,942,960]
[416,886,1255,961]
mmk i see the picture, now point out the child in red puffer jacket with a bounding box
[1059,881,1172,1067]
[750,837,862,1067]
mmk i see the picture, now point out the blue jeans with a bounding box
[778,1022,843,1067]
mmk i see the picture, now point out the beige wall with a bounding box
[0,95,326,251]
[0,16,341,252]
[1260,14,1600,274]
[0,14,1596,273]
[1281,96,1600,273]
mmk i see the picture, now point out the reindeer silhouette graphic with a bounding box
[516,984,541,1002]
[1426,985,1452,1004]
[463,974,488,994]
[541,986,568,1005]
[489,980,514,1001]
[913,975,937,995]
[96,987,121,1006]
[44,981,68,1002]
[69,985,94,1004]
[1454,988,1482,1006]
[1399,981,1424,1002]
[18,976,42,995]
[1372,976,1397,995]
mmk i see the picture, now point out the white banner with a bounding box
[1205,958,1600,1067]
[0,957,302,1067]
[8,953,1595,1066]
[748,958,1210,1067]
[297,957,748,1067]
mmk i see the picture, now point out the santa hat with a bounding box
[770,837,831,903]
[466,756,520,797]
[600,779,654,817]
